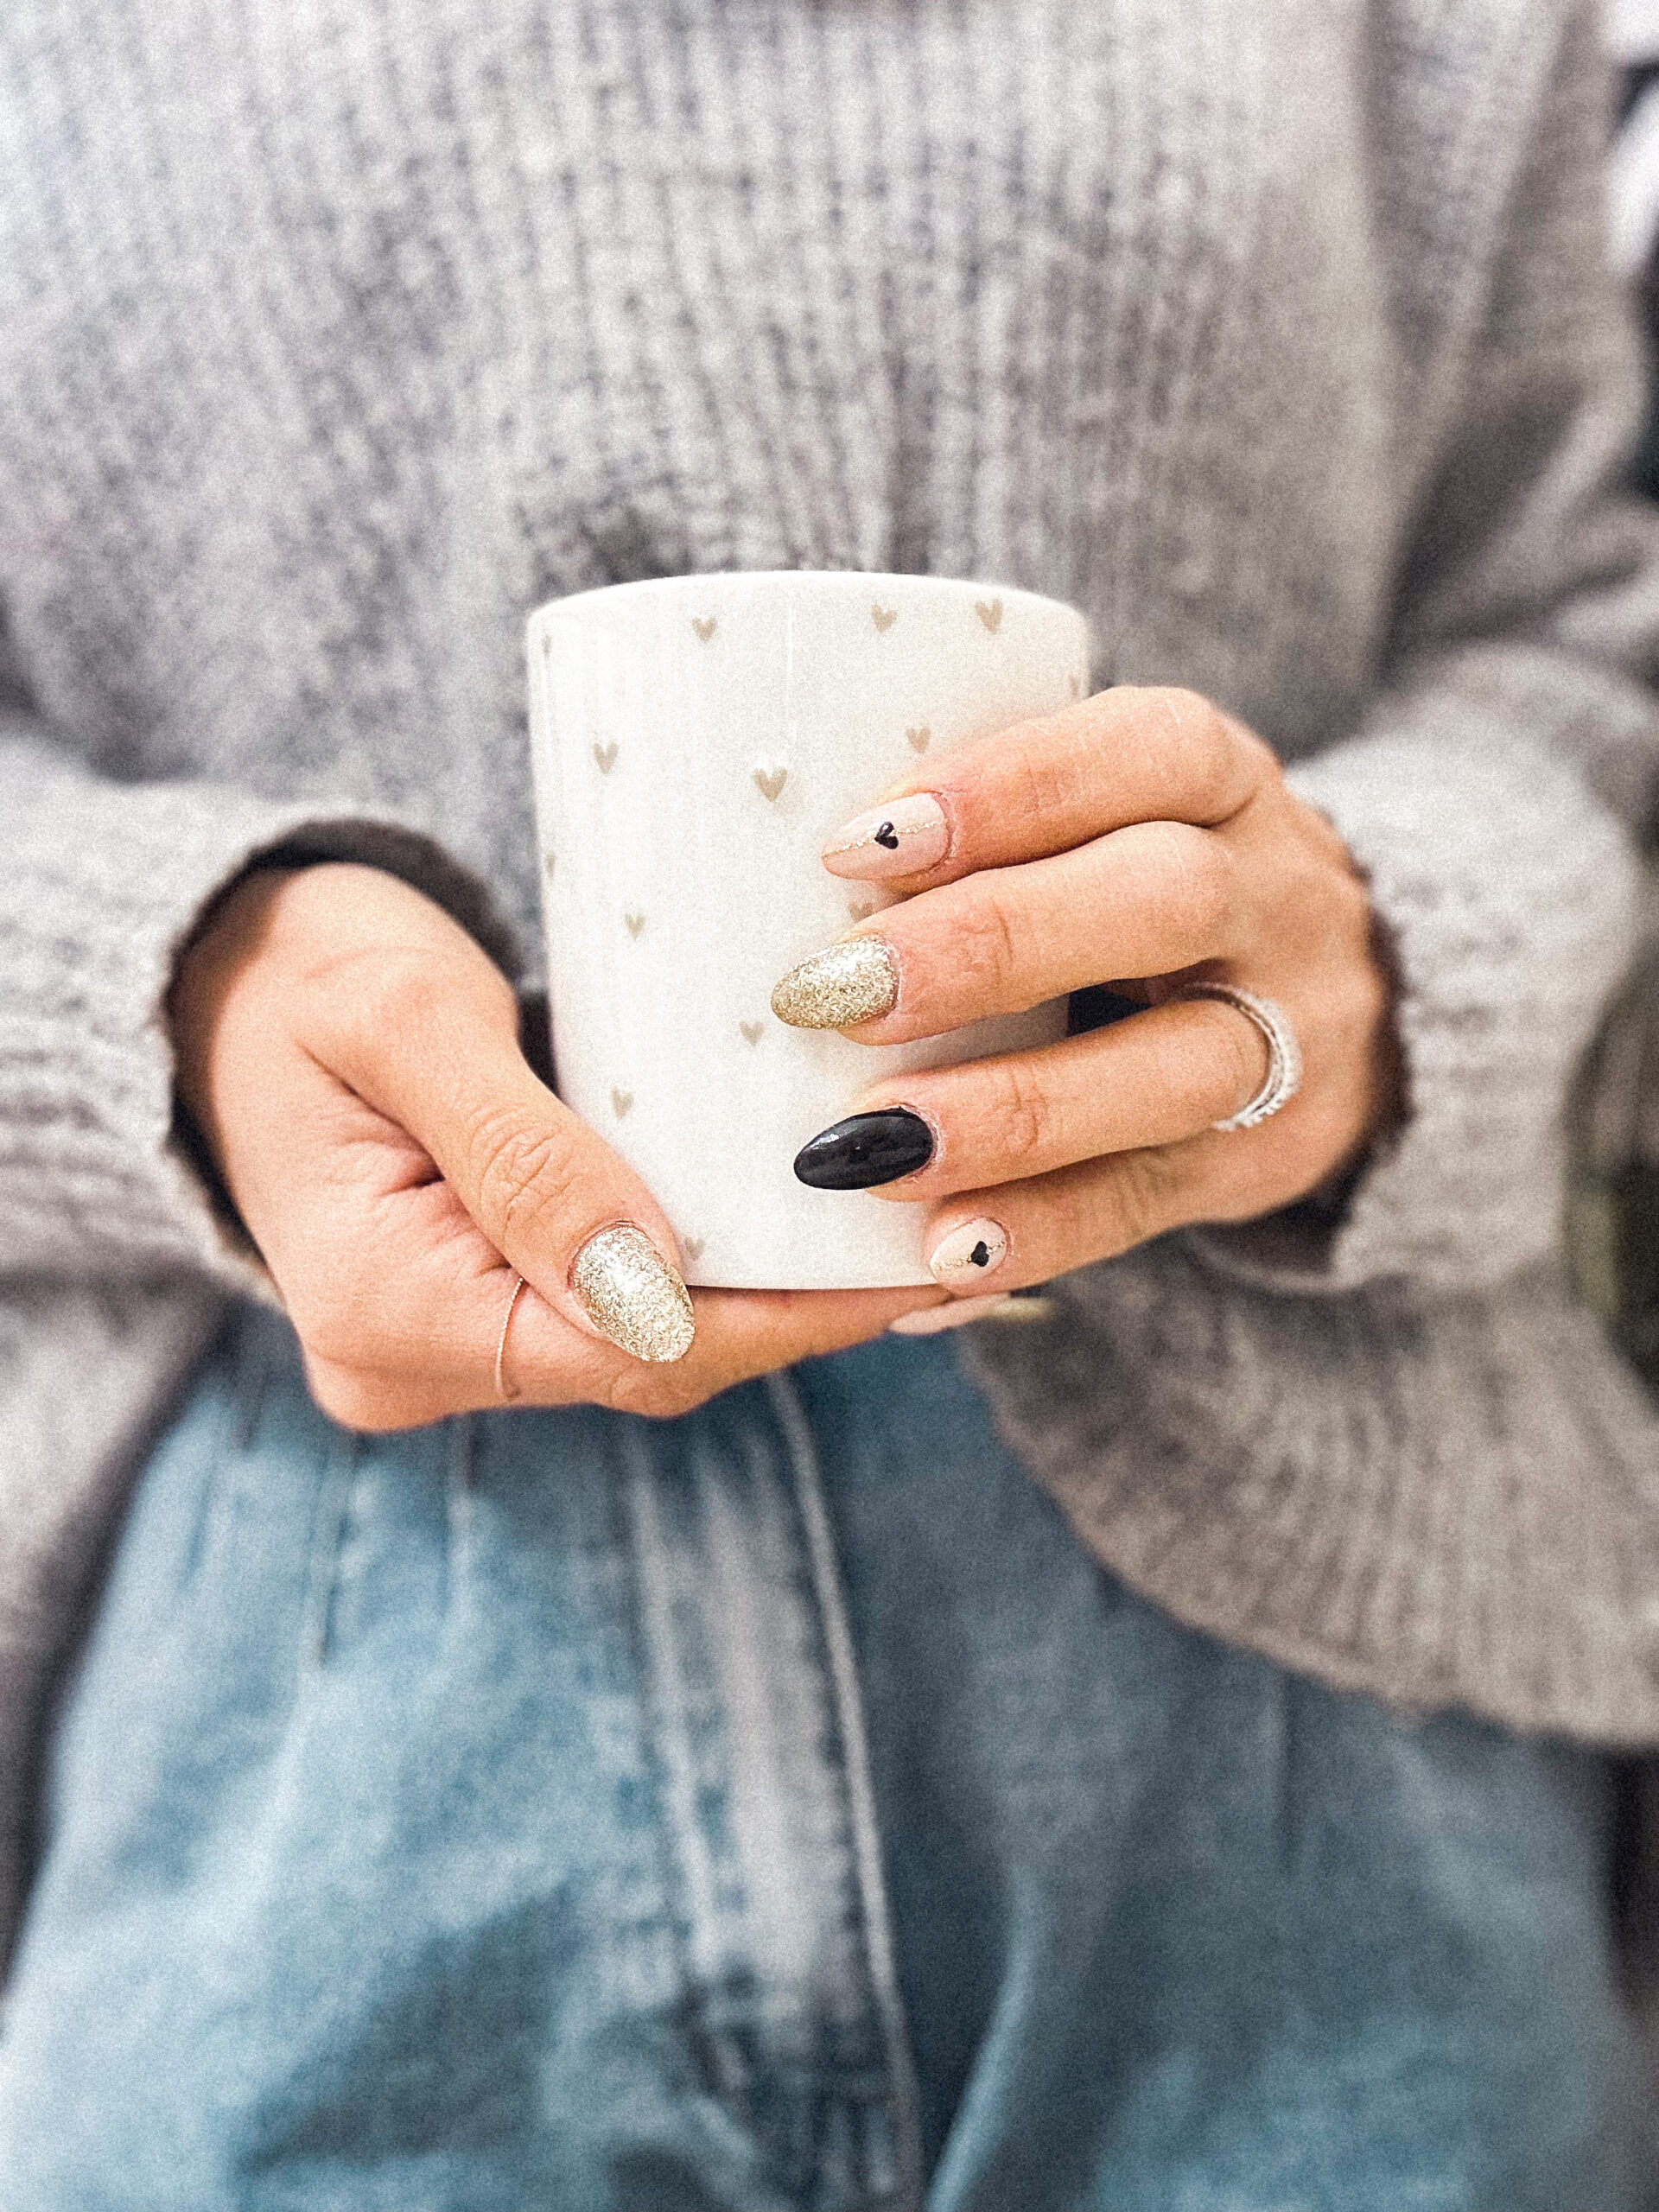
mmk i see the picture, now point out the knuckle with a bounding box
[291,1288,426,1423]
[1106,1146,1182,1249]
[302,1355,401,1433]
[1230,722,1282,792]
[469,1109,580,1246]
[1147,823,1235,944]
[283,1279,373,1376]
[1158,689,1234,802]
[1154,689,1277,817]
[1290,787,1355,874]
[644,1374,714,1420]
[982,1057,1056,1166]
[954,885,1025,999]
[292,1311,357,1377]
[1007,725,1084,825]
[309,945,443,1050]
[596,1360,709,1421]
[1186,836,1237,942]
[306,940,517,1076]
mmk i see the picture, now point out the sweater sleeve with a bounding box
[1193,0,1659,1295]
[0,708,520,1290]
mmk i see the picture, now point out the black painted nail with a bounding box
[793,1109,934,1191]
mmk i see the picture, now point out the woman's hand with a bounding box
[171,864,933,1429]
[773,686,1396,1298]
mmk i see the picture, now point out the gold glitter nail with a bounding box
[571,1225,696,1363]
[770,938,899,1029]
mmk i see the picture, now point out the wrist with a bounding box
[168,864,305,1145]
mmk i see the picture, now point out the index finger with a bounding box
[518,1283,950,1416]
[821,685,1274,887]
[304,949,701,1365]
[335,1276,942,1427]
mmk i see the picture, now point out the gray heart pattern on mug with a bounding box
[535,586,1084,1286]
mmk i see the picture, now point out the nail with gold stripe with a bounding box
[927,1217,1009,1285]
[770,937,899,1029]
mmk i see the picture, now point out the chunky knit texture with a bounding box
[5,0,1659,1976]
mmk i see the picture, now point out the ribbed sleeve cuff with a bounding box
[1192,702,1643,1294]
[0,738,520,1287]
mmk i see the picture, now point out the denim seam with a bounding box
[442,1414,475,1630]
[298,1430,359,1673]
[612,1421,734,2122]
[174,1314,265,1599]
[765,1369,926,2212]
[228,1309,273,1455]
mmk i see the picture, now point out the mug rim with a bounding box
[527,568,1087,634]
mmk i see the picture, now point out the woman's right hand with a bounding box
[170,863,936,1430]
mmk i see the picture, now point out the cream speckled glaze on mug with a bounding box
[527,571,1091,1287]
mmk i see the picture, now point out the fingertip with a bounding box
[570,1224,696,1363]
[887,1294,1015,1335]
[926,1217,1010,1286]
[771,938,900,1029]
[819,794,950,881]
[791,1105,936,1191]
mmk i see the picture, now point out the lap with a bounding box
[0,1306,1638,2210]
[804,1339,1639,2208]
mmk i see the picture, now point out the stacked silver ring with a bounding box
[1179,982,1302,1131]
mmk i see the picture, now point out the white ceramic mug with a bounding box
[526,571,1091,1287]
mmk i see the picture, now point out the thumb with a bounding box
[310,951,696,1365]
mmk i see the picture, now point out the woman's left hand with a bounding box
[772,686,1397,1299]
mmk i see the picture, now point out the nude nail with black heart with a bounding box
[821,792,949,880]
[793,1109,935,1190]
[928,1218,1009,1285]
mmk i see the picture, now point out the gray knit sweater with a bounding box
[5,0,1659,1977]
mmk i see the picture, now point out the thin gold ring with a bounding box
[493,1271,526,1402]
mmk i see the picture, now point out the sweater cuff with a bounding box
[963,1242,1659,1743]
[1189,714,1643,1294]
[0,750,520,1287]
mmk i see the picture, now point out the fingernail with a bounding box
[822,793,949,880]
[982,1294,1058,1324]
[571,1224,696,1363]
[928,1217,1009,1285]
[888,1294,1020,1336]
[771,938,899,1029]
[794,1108,934,1190]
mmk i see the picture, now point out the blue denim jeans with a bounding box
[0,1304,1641,2209]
